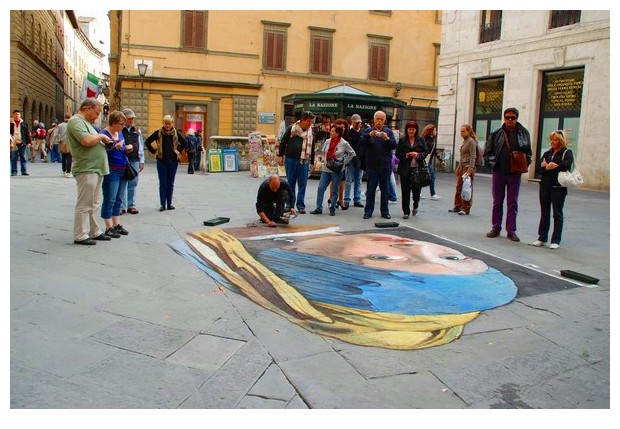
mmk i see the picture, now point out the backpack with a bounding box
[475,142,484,166]
[35,128,47,139]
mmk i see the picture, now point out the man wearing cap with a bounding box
[120,109,145,214]
[276,111,316,214]
[343,114,365,208]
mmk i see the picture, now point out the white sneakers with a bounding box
[532,240,560,249]
[430,194,441,200]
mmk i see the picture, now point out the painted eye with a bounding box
[440,255,467,261]
[369,255,406,261]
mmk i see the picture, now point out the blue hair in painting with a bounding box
[256,248,517,315]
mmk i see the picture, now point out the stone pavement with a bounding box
[8,161,610,412]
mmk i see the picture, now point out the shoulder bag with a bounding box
[410,159,431,188]
[124,156,138,181]
[557,150,583,187]
[326,156,344,173]
[504,130,528,174]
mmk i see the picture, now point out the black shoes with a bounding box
[120,209,126,215]
[486,230,500,238]
[274,217,289,225]
[363,213,371,219]
[353,202,364,208]
[22,172,29,176]
[507,233,520,242]
[381,214,391,219]
[167,205,175,210]
[160,206,166,212]
[329,210,335,216]
[448,207,461,213]
[105,227,121,238]
[114,224,129,235]
[310,209,322,214]
[92,233,111,241]
[74,238,96,245]
[127,208,139,214]
[298,209,306,214]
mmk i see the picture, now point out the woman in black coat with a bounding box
[396,121,428,218]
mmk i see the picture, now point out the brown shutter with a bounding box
[194,11,205,49]
[377,45,387,81]
[274,33,284,70]
[321,38,330,74]
[183,11,194,48]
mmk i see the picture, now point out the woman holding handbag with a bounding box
[100,110,132,238]
[532,130,573,249]
[396,121,427,218]
[310,123,355,216]
[449,125,478,216]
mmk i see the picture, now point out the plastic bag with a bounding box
[461,176,472,201]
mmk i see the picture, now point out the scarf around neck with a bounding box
[326,136,341,160]
[291,121,313,160]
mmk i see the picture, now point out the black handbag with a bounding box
[326,157,344,173]
[125,159,138,181]
[410,160,431,188]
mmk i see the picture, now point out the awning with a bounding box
[282,84,407,117]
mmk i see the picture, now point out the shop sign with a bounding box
[258,112,276,124]
[306,101,339,113]
[345,103,378,112]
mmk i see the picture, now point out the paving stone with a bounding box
[166,333,245,374]
[89,318,197,359]
[71,349,208,408]
[202,308,255,341]
[11,294,123,337]
[11,322,117,378]
[10,362,148,408]
[195,338,273,408]
[517,364,610,408]
[96,289,228,332]
[371,372,467,408]
[240,305,333,363]
[236,395,288,409]
[285,394,309,409]
[279,351,379,408]
[500,346,589,384]
[432,362,528,406]
[247,363,296,402]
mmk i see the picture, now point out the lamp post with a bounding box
[137,60,148,95]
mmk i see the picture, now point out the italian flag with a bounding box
[81,73,100,100]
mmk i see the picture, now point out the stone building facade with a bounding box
[437,10,610,190]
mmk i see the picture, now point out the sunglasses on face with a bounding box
[504,116,517,120]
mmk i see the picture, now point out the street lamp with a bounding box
[137,60,148,95]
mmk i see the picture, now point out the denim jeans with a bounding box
[491,172,522,234]
[365,168,390,216]
[316,170,343,212]
[10,144,28,174]
[156,159,179,207]
[428,162,437,196]
[284,157,309,210]
[388,172,398,201]
[101,168,128,219]
[49,144,61,163]
[344,163,363,204]
[120,160,140,209]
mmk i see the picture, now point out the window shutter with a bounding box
[184,11,194,47]
[275,33,284,69]
[377,45,387,80]
[194,11,205,49]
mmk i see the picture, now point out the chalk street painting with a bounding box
[171,225,517,350]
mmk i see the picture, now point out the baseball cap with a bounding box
[351,114,362,122]
[122,109,136,119]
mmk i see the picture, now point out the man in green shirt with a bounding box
[67,98,114,245]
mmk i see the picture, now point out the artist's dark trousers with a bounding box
[256,190,289,220]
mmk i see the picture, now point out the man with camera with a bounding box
[67,98,114,245]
